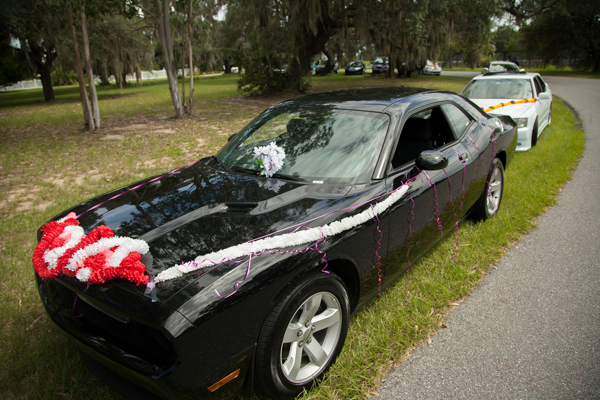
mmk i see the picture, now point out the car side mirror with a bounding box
[482,68,489,74]
[538,92,551,100]
[415,150,448,171]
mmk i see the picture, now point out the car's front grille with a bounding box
[50,279,178,376]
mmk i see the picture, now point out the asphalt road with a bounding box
[372,74,600,399]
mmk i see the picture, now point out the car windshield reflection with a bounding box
[217,106,390,184]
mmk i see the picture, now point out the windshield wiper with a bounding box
[270,172,305,182]
[209,155,232,173]
[232,166,260,175]
[232,167,305,182]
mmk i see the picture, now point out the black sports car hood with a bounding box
[47,160,353,301]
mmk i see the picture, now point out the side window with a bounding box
[533,77,542,96]
[440,103,472,138]
[391,105,457,169]
[535,76,547,92]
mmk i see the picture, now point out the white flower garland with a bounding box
[65,236,150,273]
[153,184,409,283]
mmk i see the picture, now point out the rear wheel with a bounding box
[255,271,350,398]
[471,158,504,221]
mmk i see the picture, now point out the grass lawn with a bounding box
[0,73,585,399]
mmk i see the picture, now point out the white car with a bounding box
[462,72,552,151]
[423,60,442,75]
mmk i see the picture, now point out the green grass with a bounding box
[0,73,585,399]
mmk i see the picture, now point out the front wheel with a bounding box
[254,271,350,398]
[531,118,539,147]
[471,158,505,221]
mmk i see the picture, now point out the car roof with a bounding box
[473,72,539,80]
[276,87,444,112]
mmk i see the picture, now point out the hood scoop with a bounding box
[224,202,258,213]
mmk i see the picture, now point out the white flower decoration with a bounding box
[261,178,285,193]
[253,142,285,177]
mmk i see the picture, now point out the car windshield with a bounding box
[216,106,390,183]
[463,79,533,99]
[489,63,519,72]
[348,61,362,67]
[374,58,387,64]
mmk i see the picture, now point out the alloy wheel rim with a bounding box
[486,166,503,215]
[279,291,342,384]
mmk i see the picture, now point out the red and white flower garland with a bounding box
[32,212,150,285]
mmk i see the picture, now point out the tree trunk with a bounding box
[39,64,55,102]
[188,0,194,116]
[112,57,122,89]
[100,59,110,86]
[321,49,334,74]
[181,39,186,110]
[136,64,142,87]
[67,3,94,130]
[155,0,185,117]
[28,41,56,101]
[81,7,100,129]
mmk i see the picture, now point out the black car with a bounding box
[372,57,389,75]
[344,60,365,75]
[33,88,517,399]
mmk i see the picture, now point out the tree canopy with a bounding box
[514,0,600,71]
[1,0,596,109]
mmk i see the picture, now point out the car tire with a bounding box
[254,271,350,398]
[531,118,538,147]
[471,158,504,221]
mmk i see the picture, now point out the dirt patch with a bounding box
[101,134,126,140]
[0,93,291,214]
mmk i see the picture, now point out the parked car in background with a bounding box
[315,61,338,75]
[372,57,389,74]
[344,60,365,75]
[482,61,523,75]
[422,60,442,75]
[462,71,552,151]
[33,87,516,400]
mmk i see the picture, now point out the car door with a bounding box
[532,76,550,128]
[378,102,477,286]
[534,75,551,129]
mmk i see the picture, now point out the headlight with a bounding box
[516,118,528,129]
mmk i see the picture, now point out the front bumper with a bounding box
[36,275,253,399]
[515,126,533,151]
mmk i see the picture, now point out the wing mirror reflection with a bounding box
[415,150,449,171]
